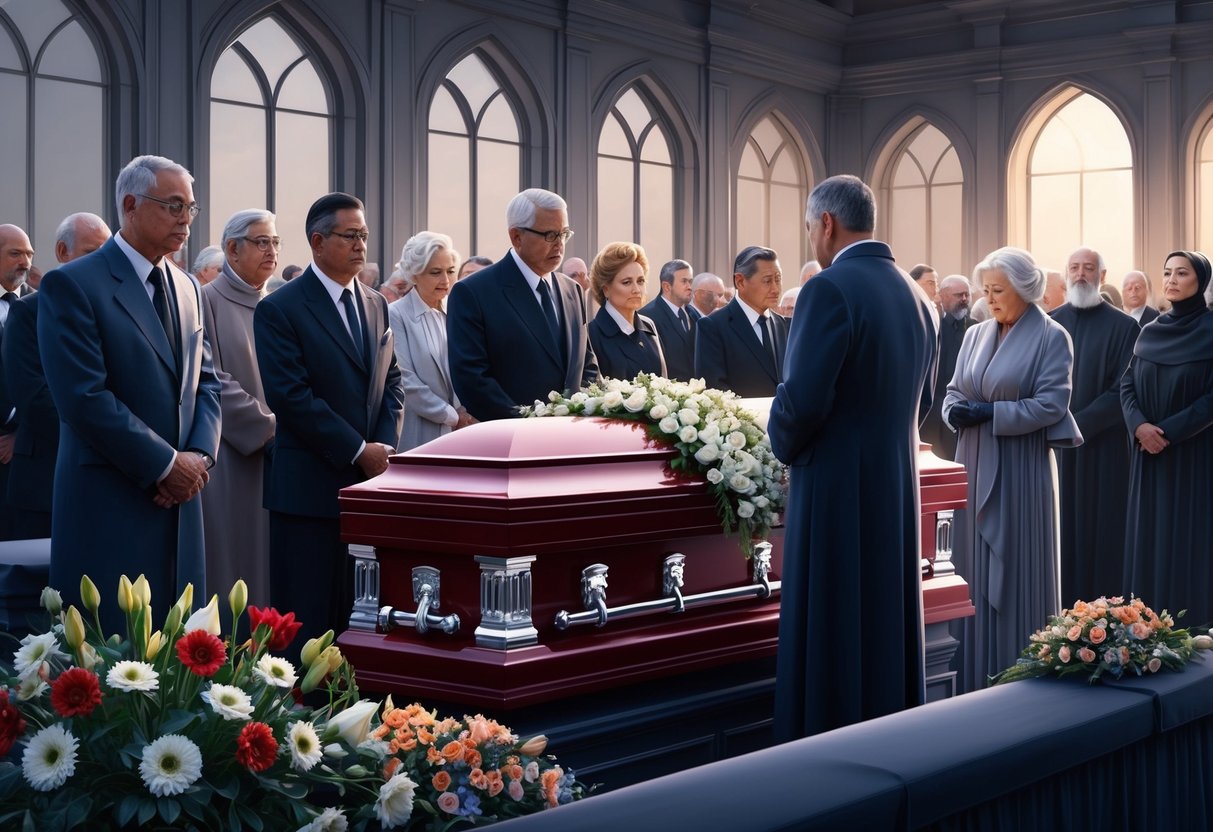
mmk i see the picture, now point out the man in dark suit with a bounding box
[255,192,404,643]
[693,246,789,397]
[448,188,598,420]
[1121,270,1159,326]
[920,274,973,460]
[3,213,111,540]
[639,259,701,381]
[0,224,35,539]
[39,156,222,620]
[770,174,937,739]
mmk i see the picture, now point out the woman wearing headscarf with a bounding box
[943,246,1082,691]
[1122,250,1213,624]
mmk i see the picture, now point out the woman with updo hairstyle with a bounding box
[1122,250,1213,623]
[942,246,1082,691]
[387,231,477,451]
[587,242,667,380]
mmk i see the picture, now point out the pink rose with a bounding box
[1058,645,1071,663]
[1079,647,1096,663]
[1119,646,1131,666]
[508,779,525,801]
[1130,622,1150,640]
[1089,626,1107,645]
[437,792,460,814]
[1147,657,1162,673]
[1067,625,1083,642]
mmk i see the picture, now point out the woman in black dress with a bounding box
[1122,250,1213,624]
[587,242,667,380]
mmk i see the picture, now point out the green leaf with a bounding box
[137,797,157,825]
[159,708,199,734]
[212,774,240,800]
[157,797,182,824]
[236,802,265,831]
[115,794,140,826]
[227,802,244,832]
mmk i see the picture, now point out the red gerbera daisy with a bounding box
[247,606,303,652]
[236,721,278,772]
[176,629,228,677]
[50,667,103,718]
[0,689,27,757]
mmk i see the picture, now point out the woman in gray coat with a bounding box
[388,231,477,451]
[943,246,1082,692]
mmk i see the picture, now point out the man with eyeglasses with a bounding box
[254,192,404,643]
[39,155,222,629]
[197,209,281,609]
[448,188,599,421]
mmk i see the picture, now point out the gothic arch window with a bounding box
[881,122,963,276]
[209,17,333,273]
[736,114,810,270]
[0,0,106,263]
[597,86,675,288]
[427,51,522,260]
[1009,88,1134,275]
[1196,115,1213,253]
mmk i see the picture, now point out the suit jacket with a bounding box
[389,290,459,451]
[921,312,974,460]
[588,305,667,381]
[254,267,405,518]
[694,299,789,397]
[639,295,700,380]
[448,250,599,420]
[1136,305,1160,327]
[39,236,222,609]
[2,293,57,512]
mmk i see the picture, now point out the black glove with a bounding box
[949,401,994,429]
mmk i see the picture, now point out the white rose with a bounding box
[695,443,720,465]
[753,495,770,509]
[532,403,549,416]
[602,390,624,409]
[583,399,600,415]
[548,391,562,402]
[678,425,699,443]
[649,404,669,420]
[678,408,700,426]
[553,404,570,416]
[659,416,681,434]
[623,390,648,412]
[698,423,721,444]
[737,501,755,519]
[570,391,588,404]
[706,467,724,484]
[726,431,747,450]
[729,473,754,494]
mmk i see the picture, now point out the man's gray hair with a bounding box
[192,245,224,273]
[55,212,108,253]
[973,246,1046,303]
[114,155,192,221]
[221,209,275,248]
[1068,246,1106,274]
[659,259,692,286]
[399,231,459,285]
[506,189,567,230]
[733,246,778,279]
[692,272,724,290]
[806,174,876,233]
[938,274,971,293]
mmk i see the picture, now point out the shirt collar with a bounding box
[311,262,356,304]
[605,301,635,335]
[114,230,159,282]
[509,248,548,293]
[736,296,768,329]
[833,238,882,262]
[661,295,685,317]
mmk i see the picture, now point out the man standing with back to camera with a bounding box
[769,174,938,739]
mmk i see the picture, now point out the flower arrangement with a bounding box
[0,578,587,830]
[522,372,787,556]
[992,595,1202,685]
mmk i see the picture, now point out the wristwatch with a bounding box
[194,451,215,470]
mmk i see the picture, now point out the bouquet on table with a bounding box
[0,577,587,831]
[992,595,1204,685]
[522,372,788,556]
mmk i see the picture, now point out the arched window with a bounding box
[0,0,105,263]
[736,114,810,272]
[209,17,332,274]
[427,51,522,261]
[1196,116,1213,253]
[1009,89,1133,275]
[883,123,963,276]
[597,86,675,289]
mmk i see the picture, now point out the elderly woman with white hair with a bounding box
[943,246,1082,692]
[388,231,477,450]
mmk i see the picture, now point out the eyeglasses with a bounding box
[242,236,282,251]
[138,193,201,218]
[520,227,574,244]
[327,230,370,243]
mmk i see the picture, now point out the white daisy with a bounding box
[374,773,418,829]
[107,660,159,692]
[21,724,79,791]
[201,683,254,721]
[16,675,48,701]
[13,632,67,680]
[288,721,323,772]
[139,734,203,796]
[297,807,348,832]
[254,654,298,689]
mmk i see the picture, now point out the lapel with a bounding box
[301,268,366,371]
[552,273,581,360]
[655,297,692,347]
[726,300,776,381]
[406,290,453,397]
[104,240,177,375]
[499,255,562,367]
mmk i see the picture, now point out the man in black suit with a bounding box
[448,188,598,420]
[693,246,789,397]
[1121,270,1159,326]
[639,259,700,380]
[3,213,110,539]
[0,224,34,539]
[254,192,404,642]
[919,274,973,460]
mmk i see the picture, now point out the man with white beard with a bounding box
[1050,246,1138,605]
[920,275,973,460]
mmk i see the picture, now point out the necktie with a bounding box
[0,292,16,327]
[677,306,690,332]
[340,288,367,365]
[536,278,561,353]
[148,267,179,369]
[761,315,780,375]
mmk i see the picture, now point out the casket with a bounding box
[337,417,974,709]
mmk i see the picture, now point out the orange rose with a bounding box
[541,767,563,807]
[372,724,390,740]
[384,709,407,729]
[432,771,452,791]
[400,738,417,752]
[441,741,463,762]
[507,764,524,781]
[427,745,444,764]
[488,778,504,797]
[1119,646,1131,666]
[1079,647,1096,663]
[1067,625,1083,641]
[469,768,489,789]
[418,727,436,745]
[1089,626,1107,644]
[466,715,496,745]
[465,749,483,769]
[388,739,401,754]
[383,757,402,780]
[1130,622,1150,640]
